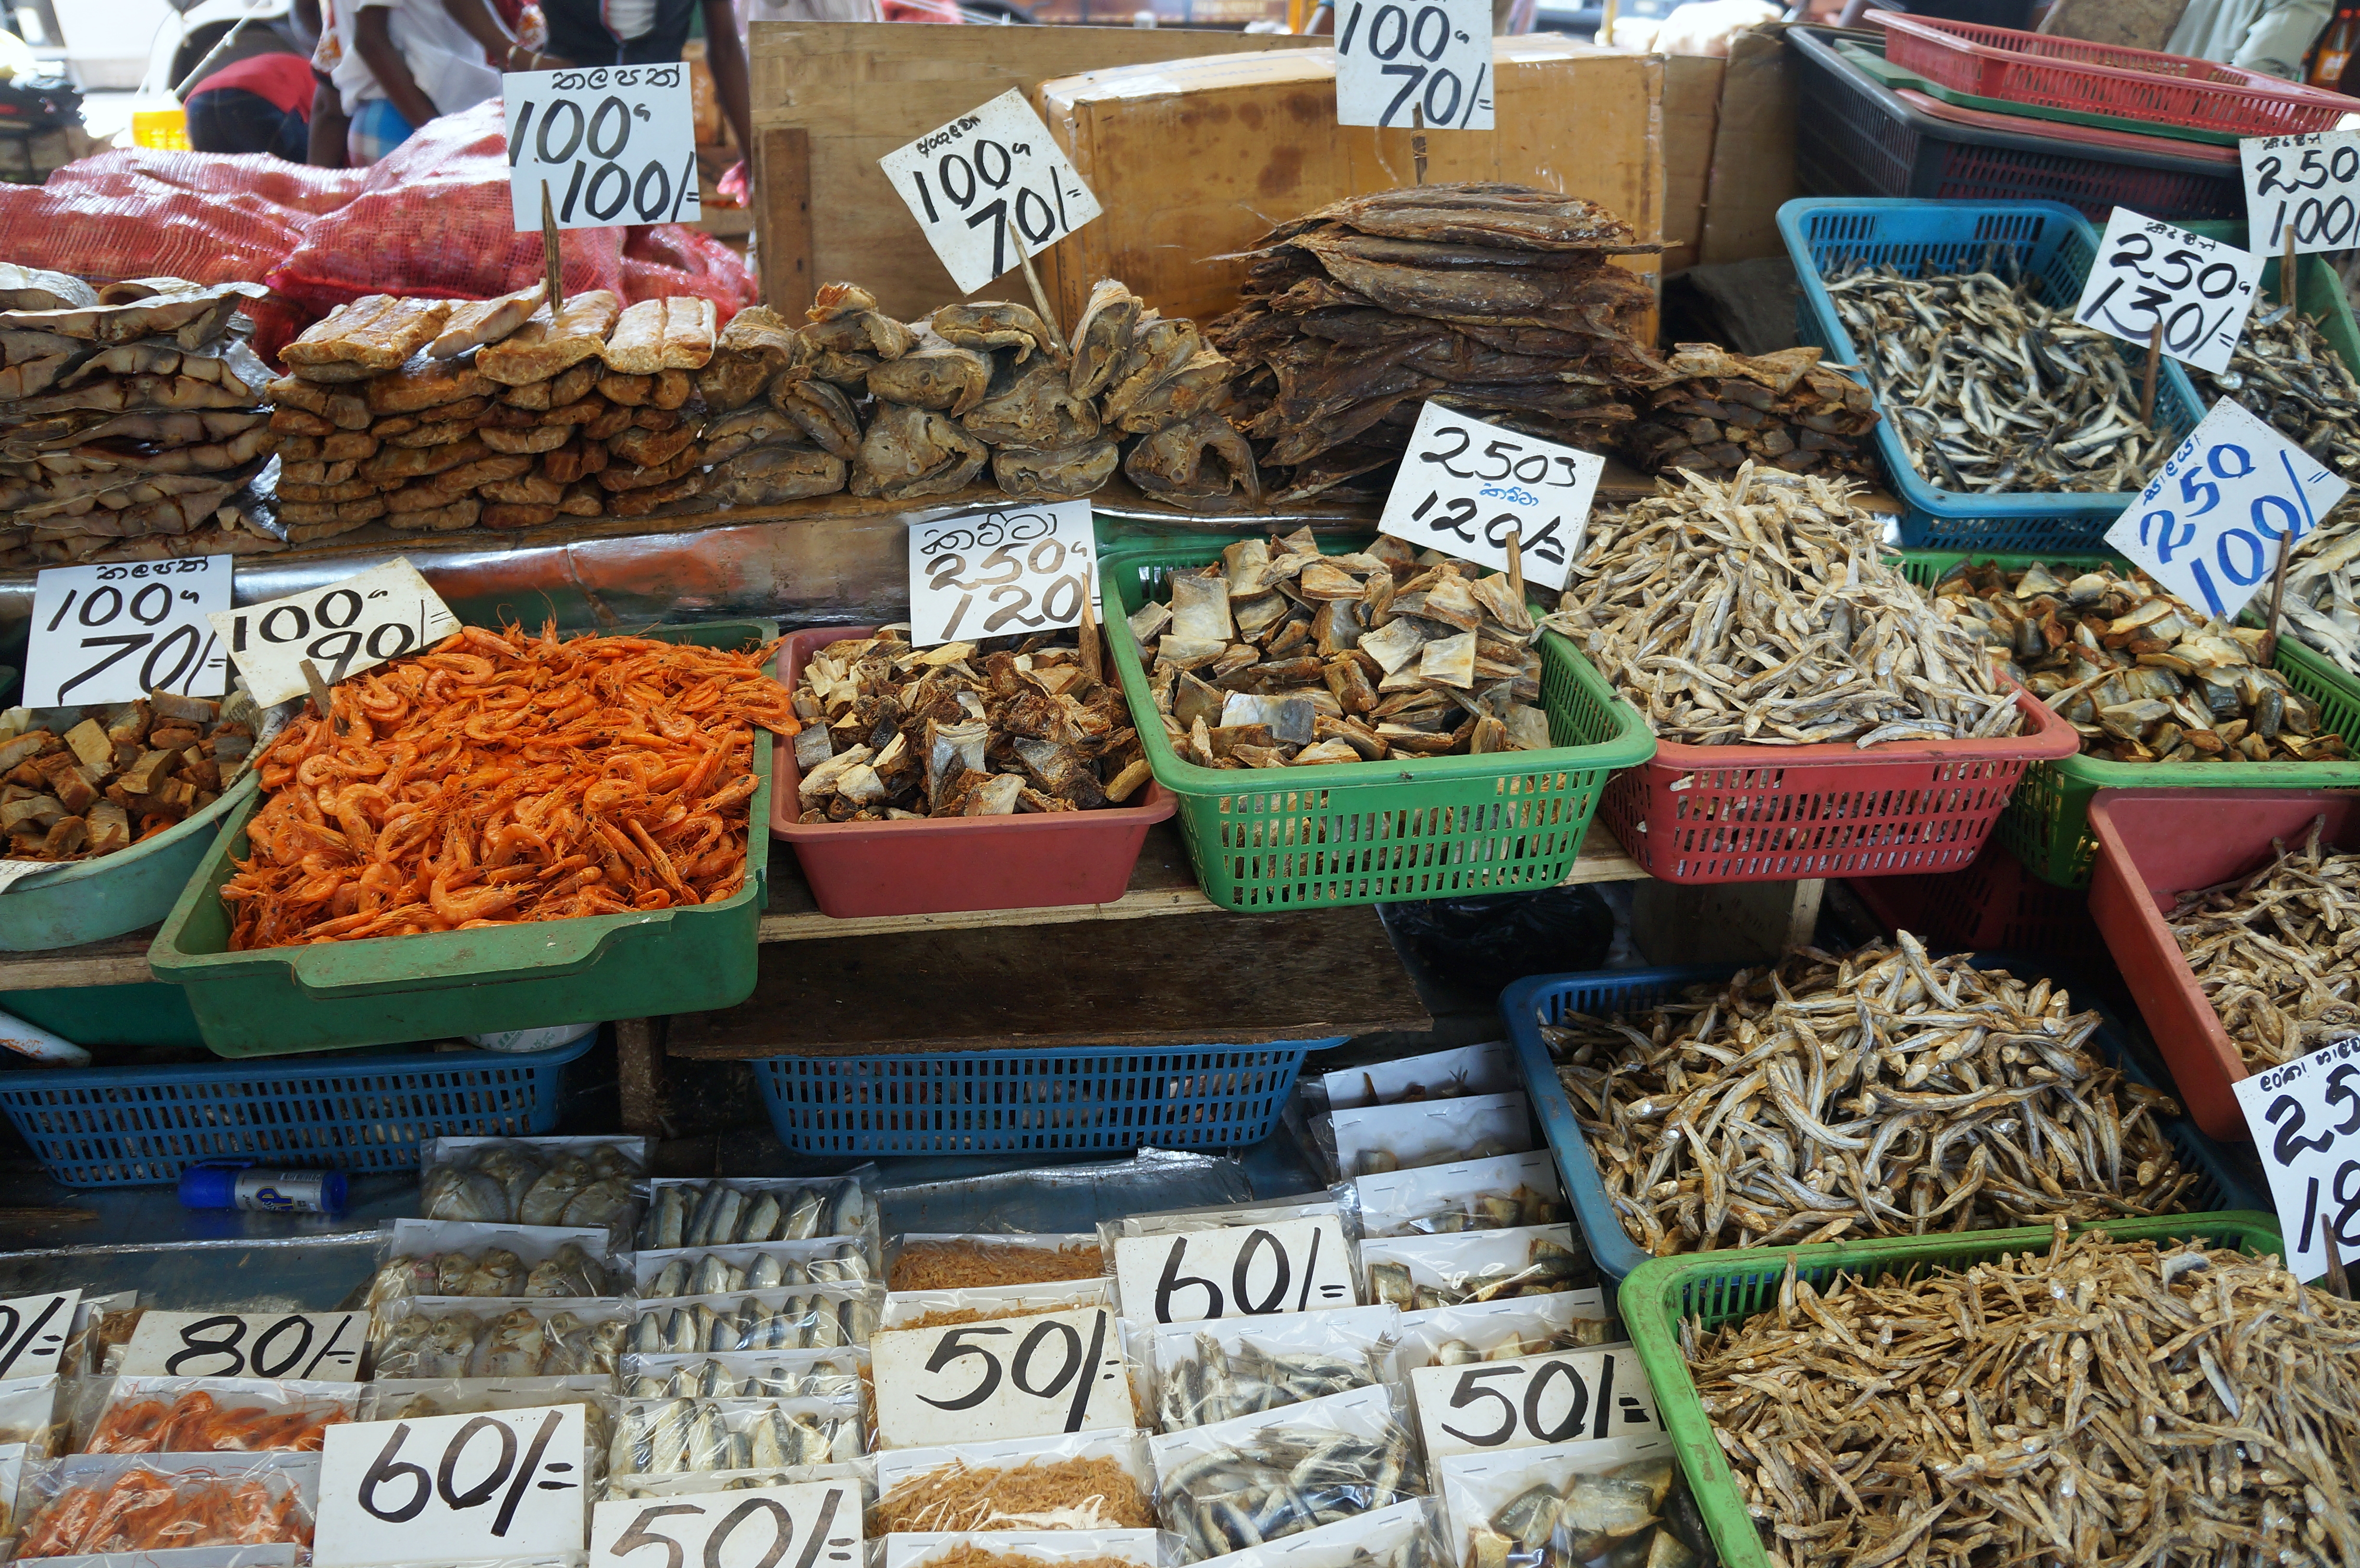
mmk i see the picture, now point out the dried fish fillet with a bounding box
[427,284,546,358]
[603,296,718,375]
[284,294,454,372]
[477,291,622,385]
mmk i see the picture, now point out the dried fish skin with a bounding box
[991,439,1119,499]
[1069,278,1143,399]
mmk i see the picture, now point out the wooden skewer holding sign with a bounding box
[2262,529,2294,665]
[2286,226,2299,315]
[2324,1215,2353,1300]
[2139,320,2163,427]
[1506,527,1524,606]
[1079,575,1103,686]
[541,184,565,314]
[1411,102,1429,186]
[299,659,345,737]
[1004,216,1067,355]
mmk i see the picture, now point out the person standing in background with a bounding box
[310,0,511,164]
[530,0,753,183]
[184,49,317,159]
[2160,0,2332,77]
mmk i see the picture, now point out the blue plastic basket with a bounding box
[1504,955,2265,1282]
[751,1041,1337,1156]
[0,1035,594,1188]
[1779,197,2205,551]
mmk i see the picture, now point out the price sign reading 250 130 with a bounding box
[504,66,699,233]
[2072,208,2262,376]
[907,500,1094,649]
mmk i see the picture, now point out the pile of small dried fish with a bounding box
[421,1140,639,1228]
[1829,266,2172,494]
[1157,1410,1421,1557]
[1933,559,2347,762]
[1212,184,1666,505]
[641,1245,869,1297]
[1157,1335,1381,1431]
[1620,343,1879,481]
[2275,527,2360,678]
[1459,1455,1694,1568]
[1368,1236,1586,1309]
[626,1293,880,1354]
[1687,1227,2360,1568]
[1547,466,2022,747]
[2166,814,2360,1068]
[608,1399,859,1476]
[0,689,256,864]
[1134,531,1555,768]
[1543,938,2200,1254]
[642,1178,873,1248]
[2193,301,2360,483]
[1422,1322,1618,1365]
[887,1238,1105,1292]
[873,1455,1155,1533]
[373,1304,626,1378]
[365,1242,614,1309]
[792,628,1148,820]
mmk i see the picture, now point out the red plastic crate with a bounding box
[2085,788,2360,1142]
[1596,686,2081,883]
[1868,8,2360,135]
[770,626,1175,918]
[1844,838,2112,970]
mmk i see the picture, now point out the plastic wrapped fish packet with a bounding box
[1318,1094,1535,1183]
[880,1280,1113,1332]
[632,1239,873,1298]
[1149,1385,1423,1560]
[1150,1308,1400,1433]
[12,1452,318,1559]
[365,1219,626,1315]
[620,1348,865,1403]
[627,1287,882,1356]
[371,1299,630,1380]
[639,1172,879,1250]
[884,1234,1105,1293]
[418,1137,646,1236]
[607,1396,861,1477]
[1345,1154,1569,1240]
[1389,1296,1621,1378]
[70,1377,357,1455]
[69,1294,141,1378]
[1362,1227,1591,1311]
[1185,1498,1451,1568]
[1098,1197,1348,1248]
[604,1457,872,1501]
[0,1438,26,1541]
[872,1430,1155,1534]
[879,1530,1177,1568]
[1435,1437,1703,1568]
[0,1375,63,1458]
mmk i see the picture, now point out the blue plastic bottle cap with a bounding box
[178,1163,242,1209]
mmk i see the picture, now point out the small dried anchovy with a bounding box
[1160,1335,1383,1431]
[2192,301,2360,484]
[2168,813,2360,1069]
[1367,1236,1588,1309]
[1159,1415,1420,1556]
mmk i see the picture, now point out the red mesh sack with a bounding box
[621,224,757,321]
[0,149,363,285]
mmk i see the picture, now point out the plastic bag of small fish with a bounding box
[365,1219,625,1314]
[1187,1497,1451,1568]
[372,1299,630,1379]
[0,1438,26,1541]
[1346,1154,1568,1240]
[634,1240,873,1298]
[609,1395,861,1478]
[69,1378,356,1456]
[1318,1046,1518,1112]
[885,1235,1106,1293]
[1149,1384,1422,1559]
[627,1286,882,1356]
[1389,1295,1620,1378]
[605,1457,872,1501]
[640,1173,878,1251]
[1365,1227,1590,1311]
[66,1295,140,1379]
[0,1375,62,1458]
[881,1280,1114,1332]
[12,1452,319,1560]
[361,1377,615,1487]
[20,1549,301,1568]
[1320,1094,1534,1181]
[880,1529,1176,1568]
[622,1348,866,1403]
[418,1137,643,1246]
[1435,1436,1701,1568]
[873,1430,1156,1534]
[1149,1307,1400,1433]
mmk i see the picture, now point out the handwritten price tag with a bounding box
[1377,403,1596,591]
[505,65,699,232]
[0,1290,77,1378]
[2234,1034,2360,1284]
[1112,1215,1357,1325]
[209,557,459,708]
[2241,130,2360,255]
[1335,0,1494,130]
[869,1304,1131,1447]
[1409,1345,1658,1458]
[118,1311,367,1382]
[25,556,230,709]
[879,90,1103,297]
[907,500,1095,649]
[2106,398,2349,621]
[314,1404,587,1566]
[2073,208,2263,376]
[592,1480,860,1568]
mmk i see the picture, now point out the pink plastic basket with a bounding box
[1868,8,2360,135]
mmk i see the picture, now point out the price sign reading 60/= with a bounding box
[1335,0,1494,131]
[907,500,1095,649]
[209,557,461,709]
[2073,208,2263,376]
[505,66,699,233]
[2234,1035,2360,1284]
[1111,1216,1358,1325]
[879,91,1104,297]
[25,555,230,709]
[313,1404,587,1567]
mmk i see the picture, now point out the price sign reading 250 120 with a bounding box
[907,500,1094,649]
[504,66,699,232]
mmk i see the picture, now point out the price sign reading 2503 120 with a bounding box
[504,66,699,233]
[1377,402,1598,591]
[907,500,1094,649]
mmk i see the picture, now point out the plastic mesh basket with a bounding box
[750,1041,1333,1156]
[1843,838,2114,971]
[0,1034,593,1188]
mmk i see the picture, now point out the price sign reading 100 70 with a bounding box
[24,556,230,709]
[907,501,1095,649]
[878,90,1104,297]
[2072,207,2263,376]
[1334,0,1494,131]
[504,66,700,233]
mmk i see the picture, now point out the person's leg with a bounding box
[270,103,312,162]
[344,97,419,164]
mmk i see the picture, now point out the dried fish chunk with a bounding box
[934,301,1067,366]
[849,400,987,501]
[1069,278,1142,399]
[477,291,622,385]
[283,294,454,372]
[603,296,718,375]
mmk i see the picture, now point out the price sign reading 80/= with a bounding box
[1376,402,1598,591]
[2073,208,2263,376]
[505,66,699,233]
[2105,398,2350,622]
[879,91,1104,297]
[1111,1216,1358,1325]
[314,1405,587,1567]
[2241,130,2360,255]
[209,557,461,709]
[1335,0,1494,131]
[907,500,1095,649]
[118,1311,367,1382]
[25,555,230,709]
[1408,1346,1659,1459]
[2234,1034,2360,1284]
[592,1480,860,1568]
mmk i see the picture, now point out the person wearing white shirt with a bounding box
[310,0,512,163]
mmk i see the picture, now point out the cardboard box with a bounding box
[1038,38,1663,341]
[1660,54,1725,276]
[1697,26,1798,267]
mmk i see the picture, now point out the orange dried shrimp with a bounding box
[17,1469,311,1557]
[221,622,797,950]
[86,1390,345,1454]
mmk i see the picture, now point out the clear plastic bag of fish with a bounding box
[627,1286,883,1357]
[607,1457,874,1501]
[365,1219,625,1314]
[621,1348,866,1403]
[1364,1227,1590,1311]
[633,1239,873,1299]
[68,1294,141,1379]
[880,1280,1113,1332]
[1318,1046,1518,1112]
[361,1377,615,1487]
[1318,1094,1534,1182]
[12,1451,320,1560]
[0,1374,63,1457]
[879,1529,1176,1568]
[640,1171,879,1251]
[371,1299,631,1380]
[1390,1295,1619,1377]
[885,1234,1106,1294]
[1100,1197,1345,1246]
[17,1547,303,1568]
[0,1437,27,1540]
[873,1430,1156,1534]
[418,1136,646,1235]
[1436,1436,1701,1568]
[1149,1384,1423,1559]
[70,1377,359,1457]
[609,1396,862,1477]
[1150,1307,1401,1433]
[1187,1497,1451,1568]
[1346,1154,1568,1241]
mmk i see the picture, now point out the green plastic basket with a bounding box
[1618,1211,2285,1568]
[2182,218,2360,370]
[1099,541,1656,910]
[1901,550,2360,887]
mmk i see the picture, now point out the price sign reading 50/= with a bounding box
[879,90,1103,297]
[1335,0,1494,131]
[505,66,699,232]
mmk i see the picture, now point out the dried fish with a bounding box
[1450,1448,1697,1568]
[610,1398,859,1476]
[1156,1330,1387,1431]
[372,1303,627,1379]
[642,1178,873,1247]
[1542,938,2200,1255]
[2165,813,2360,1069]
[1620,342,1879,482]
[1153,1394,1422,1557]
[420,1139,642,1228]
[1365,1232,1589,1309]
[2193,300,2360,485]
[625,1290,881,1356]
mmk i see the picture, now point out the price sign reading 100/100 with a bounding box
[508,68,698,228]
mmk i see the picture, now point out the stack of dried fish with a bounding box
[1686,1227,2360,1568]
[1547,466,2023,747]
[1211,184,1667,504]
[1133,531,1553,769]
[1618,343,1878,481]
[792,627,1148,819]
[0,269,275,566]
[2167,815,2360,1068]
[1828,266,2173,493]
[373,1303,627,1378]
[2193,300,2360,483]
[0,690,256,863]
[1932,559,2347,762]
[1542,937,2201,1255]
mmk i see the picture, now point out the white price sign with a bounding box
[1112,1215,1356,1325]
[2073,208,2263,376]
[870,1304,1131,1447]
[2105,397,2349,621]
[25,556,231,708]
[313,1404,587,1566]
[1409,1345,1657,1459]
[118,1310,367,1382]
[2233,1034,2360,1284]
[504,65,699,232]
[591,1480,860,1568]
[908,500,1095,648]
[2241,130,2360,255]
[1377,403,1596,592]
[878,89,1103,297]
[0,1290,77,1378]
[1335,0,1494,130]
[209,557,459,708]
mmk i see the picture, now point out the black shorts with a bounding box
[186,86,310,162]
